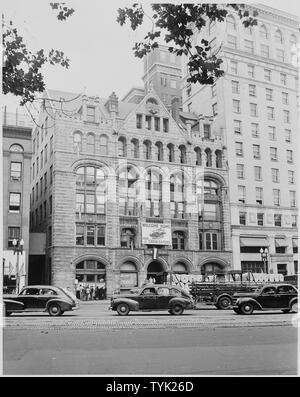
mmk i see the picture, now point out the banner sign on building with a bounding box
[142,223,172,246]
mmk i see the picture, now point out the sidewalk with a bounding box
[77,300,217,310]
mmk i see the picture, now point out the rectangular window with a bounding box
[276,49,284,62]
[264,69,271,81]
[10,162,22,181]
[266,88,273,101]
[86,194,95,213]
[270,147,278,161]
[274,214,282,227]
[49,195,52,214]
[291,215,297,227]
[257,213,264,226]
[8,227,20,248]
[253,144,261,159]
[273,189,280,206]
[76,224,84,245]
[288,171,295,184]
[136,114,142,129]
[261,44,269,57]
[285,129,292,143]
[268,126,276,141]
[36,156,39,174]
[163,118,169,132]
[282,92,289,105]
[160,76,167,86]
[249,84,256,96]
[290,191,296,207]
[9,193,21,212]
[256,187,263,204]
[254,166,262,181]
[251,123,259,138]
[41,150,44,169]
[232,80,240,94]
[86,225,95,245]
[199,233,203,250]
[43,200,47,219]
[245,39,254,53]
[37,131,40,149]
[231,61,238,74]
[170,79,177,89]
[203,124,211,139]
[271,168,279,183]
[97,226,105,246]
[248,64,255,78]
[234,120,242,134]
[238,185,246,203]
[44,172,47,192]
[36,182,38,200]
[50,165,53,184]
[33,138,36,154]
[235,142,243,157]
[40,177,43,196]
[76,193,84,214]
[250,103,257,117]
[45,144,48,164]
[154,117,160,131]
[32,163,35,180]
[212,103,218,116]
[280,73,287,85]
[239,212,246,225]
[227,34,237,49]
[187,85,192,97]
[87,106,95,122]
[145,115,152,130]
[237,164,245,179]
[287,150,293,163]
[233,99,240,113]
[267,106,274,120]
[283,110,290,123]
[50,136,53,156]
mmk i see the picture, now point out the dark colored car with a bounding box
[232,283,298,315]
[110,284,195,315]
[3,285,79,316]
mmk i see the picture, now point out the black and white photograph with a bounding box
[1,0,299,378]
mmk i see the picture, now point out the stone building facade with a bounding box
[30,88,232,296]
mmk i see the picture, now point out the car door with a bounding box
[17,287,41,310]
[276,285,297,308]
[257,286,278,308]
[139,287,157,310]
[156,287,172,309]
[38,288,58,309]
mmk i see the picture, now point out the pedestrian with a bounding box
[90,286,94,301]
[86,285,90,300]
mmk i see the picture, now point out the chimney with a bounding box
[105,92,119,116]
[171,96,181,122]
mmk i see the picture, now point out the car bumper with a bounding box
[72,305,79,310]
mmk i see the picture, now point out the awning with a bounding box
[292,239,298,247]
[240,237,268,247]
[275,238,288,247]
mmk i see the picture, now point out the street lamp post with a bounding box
[12,238,24,293]
[260,248,269,274]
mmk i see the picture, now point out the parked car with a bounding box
[3,285,79,316]
[110,284,195,315]
[232,283,298,315]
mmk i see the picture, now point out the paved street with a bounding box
[3,302,298,375]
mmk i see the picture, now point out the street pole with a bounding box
[12,238,24,294]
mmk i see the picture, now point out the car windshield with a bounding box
[60,287,77,301]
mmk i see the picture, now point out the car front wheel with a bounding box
[217,296,232,310]
[239,302,254,315]
[291,301,298,313]
[116,303,130,316]
[170,305,184,315]
[48,303,62,317]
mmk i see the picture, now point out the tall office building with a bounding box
[182,4,299,276]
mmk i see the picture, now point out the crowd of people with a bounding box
[76,282,106,300]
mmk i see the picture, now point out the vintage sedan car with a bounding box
[232,283,298,315]
[3,285,79,316]
[110,284,195,315]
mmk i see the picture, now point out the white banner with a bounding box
[142,223,172,246]
[3,250,26,276]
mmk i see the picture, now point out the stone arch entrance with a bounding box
[200,261,227,281]
[75,259,106,300]
[147,260,168,284]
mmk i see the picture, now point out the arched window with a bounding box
[172,262,188,274]
[119,167,139,216]
[172,231,186,250]
[195,147,201,166]
[167,143,175,162]
[10,144,24,152]
[215,150,222,168]
[120,262,138,289]
[204,180,219,195]
[120,228,135,248]
[275,29,283,44]
[145,169,162,217]
[131,139,139,159]
[143,140,152,160]
[259,25,268,39]
[118,137,127,157]
[226,15,236,31]
[170,173,185,219]
[100,135,108,155]
[179,145,187,164]
[155,142,163,161]
[87,133,95,153]
[205,148,212,167]
[73,132,82,152]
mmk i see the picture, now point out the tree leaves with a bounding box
[117,3,258,86]
[50,3,75,21]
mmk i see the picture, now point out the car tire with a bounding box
[217,296,232,310]
[48,303,62,317]
[281,309,290,313]
[170,305,184,315]
[291,301,298,313]
[116,303,130,316]
[239,302,254,315]
[233,308,241,314]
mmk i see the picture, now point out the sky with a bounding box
[2,0,300,115]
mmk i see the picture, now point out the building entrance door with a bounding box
[147,261,167,284]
